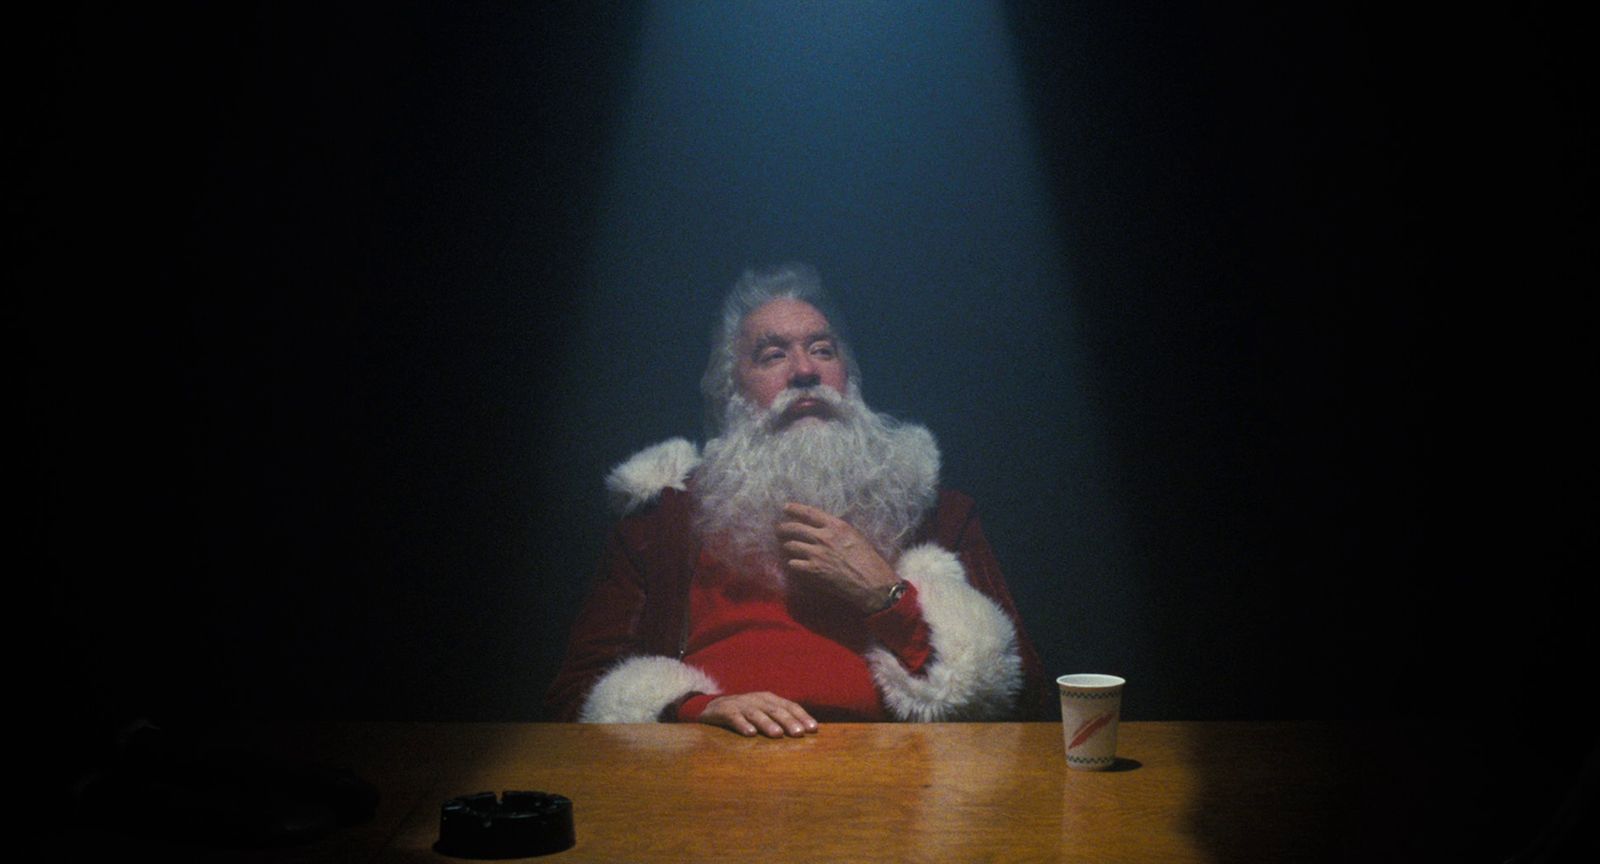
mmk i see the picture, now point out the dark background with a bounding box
[15,1,1593,856]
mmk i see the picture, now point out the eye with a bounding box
[810,343,836,360]
[757,348,786,365]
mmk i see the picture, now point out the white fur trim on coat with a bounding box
[578,656,721,723]
[867,544,1024,721]
[605,438,701,515]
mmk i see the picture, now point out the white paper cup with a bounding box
[1057,674,1125,770]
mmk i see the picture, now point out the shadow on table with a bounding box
[1180,720,1600,863]
[1180,723,1344,864]
[1329,718,1599,864]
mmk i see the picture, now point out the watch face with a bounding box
[887,581,908,604]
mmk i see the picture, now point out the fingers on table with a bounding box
[720,693,818,738]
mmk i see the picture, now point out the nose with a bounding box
[788,350,819,388]
[789,369,821,389]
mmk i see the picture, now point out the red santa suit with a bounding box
[545,438,1052,723]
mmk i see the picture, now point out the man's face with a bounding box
[733,298,849,425]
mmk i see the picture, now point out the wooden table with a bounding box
[75,721,1353,863]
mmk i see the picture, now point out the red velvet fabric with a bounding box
[671,550,932,722]
[544,487,1052,721]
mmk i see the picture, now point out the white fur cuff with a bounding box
[867,544,1024,721]
[605,438,701,514]
[578,656,720,723]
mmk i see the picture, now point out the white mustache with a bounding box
[762,385,850,429]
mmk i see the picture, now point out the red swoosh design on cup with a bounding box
[1069,711,1115,750]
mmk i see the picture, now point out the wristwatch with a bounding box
[880,579,910,612]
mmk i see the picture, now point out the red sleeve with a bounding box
[543,524,651,721]
[864,583,932,674]
[672,693,716,723]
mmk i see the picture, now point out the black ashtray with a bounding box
[435,791,575,859]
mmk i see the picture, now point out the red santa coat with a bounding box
[544,438,1052,723]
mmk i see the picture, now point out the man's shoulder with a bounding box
[934,487,975,510]
[604,438,701,516]
[920,487,979,545]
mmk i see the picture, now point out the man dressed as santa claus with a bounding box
[546,264,1049,736]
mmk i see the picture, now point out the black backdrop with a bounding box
[17,2,1594,855]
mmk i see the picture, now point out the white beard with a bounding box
[692,384,940,582]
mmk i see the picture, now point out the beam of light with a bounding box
[566,0,1130,678]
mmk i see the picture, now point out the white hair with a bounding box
[692,383,940,582]
[699,264,862,436]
